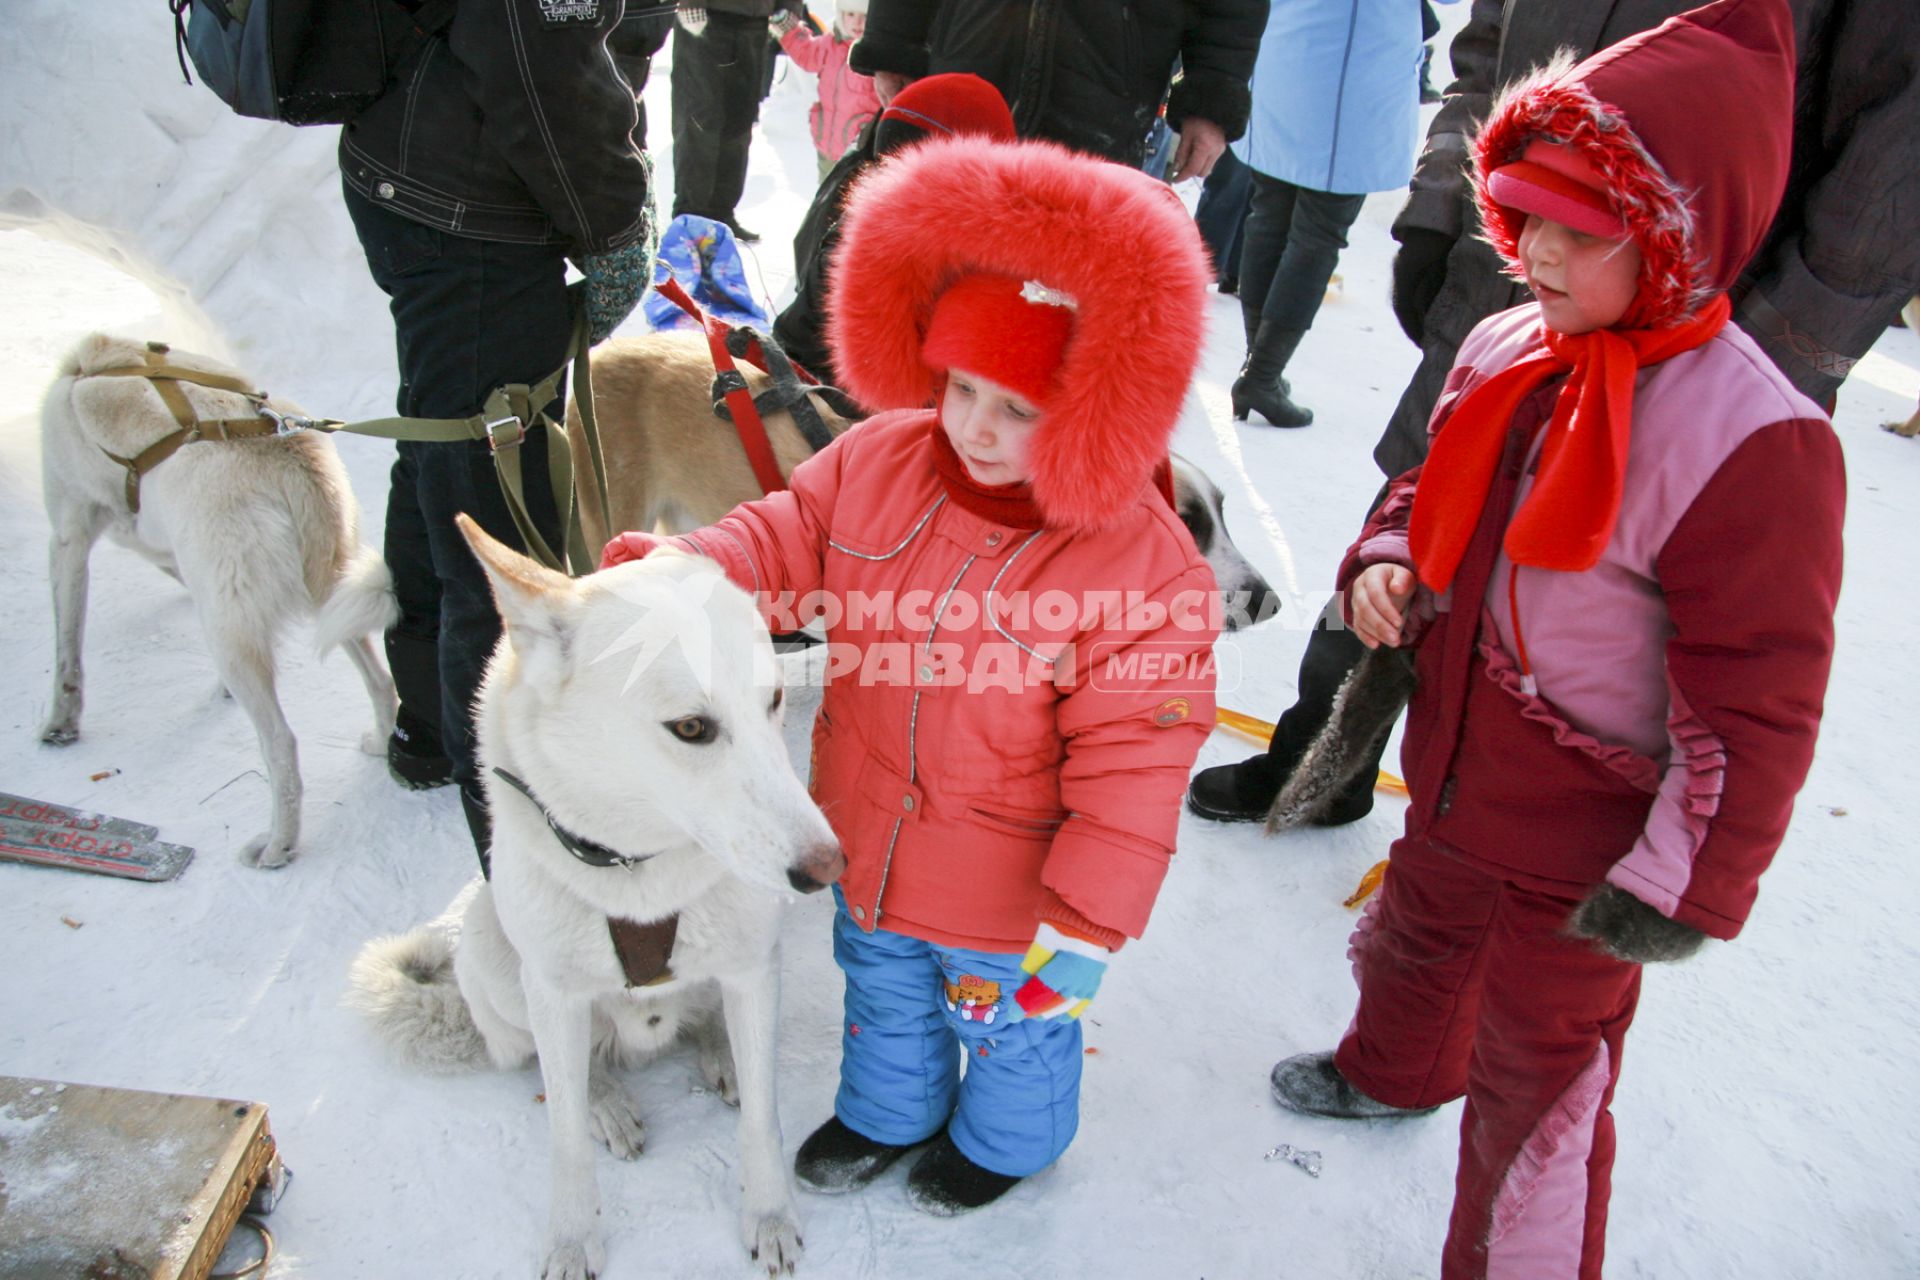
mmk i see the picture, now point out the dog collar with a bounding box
[490,768,654,869]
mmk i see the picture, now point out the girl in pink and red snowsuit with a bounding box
[772,0,882,180]
[1268,1,1846,1276]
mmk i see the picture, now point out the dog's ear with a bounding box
[455,513,580,660]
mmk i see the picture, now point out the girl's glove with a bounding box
[600,530,675,570]
[677,6,708,35]
[1567,884,1708,965]
[1004,922,1111,1022]
[769,9,798,35]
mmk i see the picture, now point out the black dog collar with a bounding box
[491,768,654,870]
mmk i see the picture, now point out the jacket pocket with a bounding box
[966,803,1066,840]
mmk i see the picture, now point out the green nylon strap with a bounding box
[93,292,599,576]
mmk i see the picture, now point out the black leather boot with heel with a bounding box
[1231,322,1314,427]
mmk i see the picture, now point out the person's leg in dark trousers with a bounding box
[1187,474,1391,825]
[1233,173,1366,426]
[670,13,769,232]
[1193,147,1253,292]
[345,186,569,873]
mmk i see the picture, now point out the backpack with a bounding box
[170,0,456,125]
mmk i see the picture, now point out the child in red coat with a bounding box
[604,137,1218,1214]
[1269,1,1846,1275]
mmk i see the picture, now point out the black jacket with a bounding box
[340,1,655,253]
[849,0,1263,167]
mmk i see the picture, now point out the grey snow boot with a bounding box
[1269,1051,1440,1120]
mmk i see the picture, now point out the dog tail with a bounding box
[346,919,491,1072]
[1266,645,1417,833]
[314,545,398,656]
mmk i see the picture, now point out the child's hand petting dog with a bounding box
[600,530,676,569]
[1349,563,1416,649]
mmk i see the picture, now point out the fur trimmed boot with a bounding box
[904,1133,1022,1215]
[1270,1052,1439,1120]
[1231,323,1314,427]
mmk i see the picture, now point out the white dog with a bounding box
[349,516,844,1279]
[37,333,396,868]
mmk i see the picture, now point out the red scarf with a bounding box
[1409,294,1730,593]
[928,418,1045,528]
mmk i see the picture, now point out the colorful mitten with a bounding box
[581,238,655,346]
[1005,922,1111,1022]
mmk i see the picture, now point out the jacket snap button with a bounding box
[902,794,916,812]
[917,665,934,682]
[986,531,1002,547]
[375,181,396,200]
[851,904,865,921]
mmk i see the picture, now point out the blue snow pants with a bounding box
[830,892,1084,1178]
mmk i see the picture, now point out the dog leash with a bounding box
[490,767,678,988]
[651,276,847,496]
[89,293,612,580]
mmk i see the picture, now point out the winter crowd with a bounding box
[335,0,1917,1274]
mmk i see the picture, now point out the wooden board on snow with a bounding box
[0,1076,277,1280]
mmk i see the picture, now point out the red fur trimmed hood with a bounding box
[825,136,1212,532]
[1473,0,1796,328]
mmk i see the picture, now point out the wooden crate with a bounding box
[0,1076,278,1280]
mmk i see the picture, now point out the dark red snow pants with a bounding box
[1335,833,1642,1279]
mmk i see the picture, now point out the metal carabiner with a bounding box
[257,406,320,437]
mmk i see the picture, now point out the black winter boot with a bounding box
[794,1116,924,1193]
[904,1133,1022,1215]
[1270,1052,1439,1120]
[1232,323,1314,427]
[388,709,455,790]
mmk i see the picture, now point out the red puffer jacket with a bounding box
[676,410,1217,953]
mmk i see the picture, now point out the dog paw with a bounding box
[357,730,387,756]
[540,1236,604,1280]
[39,723,79,747]
[588,1084,647,1159]
[744,1207,804,1275]
[239,834,296,870]
[697,1042,739,1106]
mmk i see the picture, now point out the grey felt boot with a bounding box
[1269,1052,1439,1120]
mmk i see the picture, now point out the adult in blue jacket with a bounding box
[1231,0,1427,427]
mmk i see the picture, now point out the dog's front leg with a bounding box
[719,963,803,1275]
[40,503,108,746]
[526,977,607,1280]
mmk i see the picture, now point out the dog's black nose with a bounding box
[787,840,847,893]
[1226,582,1283,631]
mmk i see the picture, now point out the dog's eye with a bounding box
[665,716,716,744]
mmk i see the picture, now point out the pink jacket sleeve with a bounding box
[1606,419,1845,939]
[778,25,833,74]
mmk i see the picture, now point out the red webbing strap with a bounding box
[653,276,786,495]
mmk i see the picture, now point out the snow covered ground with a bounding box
[3,4,1919,1277]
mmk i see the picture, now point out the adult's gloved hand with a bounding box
[1003,922,1112,1023]
[581,239,653,347]
[1566,883,1708,964]
[1389,227,1454,347]
[600,530,676,570]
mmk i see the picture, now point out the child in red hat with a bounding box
[1267,0,1846,1275]
[604,136,1216,1214]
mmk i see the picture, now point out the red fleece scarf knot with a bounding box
[1409,293,1730,594]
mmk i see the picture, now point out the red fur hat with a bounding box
[826,136,1212,531]
[1473,0,1794,327]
